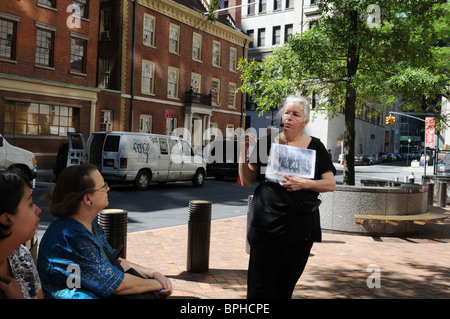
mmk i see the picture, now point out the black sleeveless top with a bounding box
[247,134,336,245]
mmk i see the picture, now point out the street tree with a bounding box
[238,0,449,185]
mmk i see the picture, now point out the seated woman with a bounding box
[0,170,43,299]
[37,164,172,299]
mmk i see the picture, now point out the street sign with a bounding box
[425,117,435,148]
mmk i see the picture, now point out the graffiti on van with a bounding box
[133,142,150,163]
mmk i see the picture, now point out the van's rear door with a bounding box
[66,132,86,167]
[102,134,121,172]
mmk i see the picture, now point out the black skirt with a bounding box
[247,181,322,246]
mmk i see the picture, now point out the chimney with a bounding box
[227,0,242,29]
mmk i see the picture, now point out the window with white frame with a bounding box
[212,41,221,67]
[139,114,152,133]
[229,47,237,72]
[226,124,234,139]
[166,117,177,136]
[169,24,180,54]
[143,14,155,47]
[211,78,220,105]
[142,60,155,94]
[167,67,179,98]
[191,73,201,93]
[192,32,202,61]
[100,110,113,131]
[228,82,236,108]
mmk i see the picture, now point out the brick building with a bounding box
[0,0,100,169]
[0,0,250,170]
[98,0,251,152]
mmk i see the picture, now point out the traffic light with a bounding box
[385,115,396,125]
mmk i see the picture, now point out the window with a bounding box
[99,58,110,88]
[191,73,201,93]
[166,118,177,136]
[4,101,79,136]
[226,124,234,139]
[286,0,293,9]
[229,47,237,72]
[212,41,221,67]
[248,0,255,15]
[284,24,293,42]
[211,78,220,105]
[192,32,202,61]
[257,28,265,47]
[259,0,267,13]
[73,0,89,19]
[272,26,281,45]
[167,67,179,98]
[139,115,152,133]
[100,110,113,131]
[228,82,236,108]
[169,24,180,54]
[0,18,17,60]
[99,8,111,41]
[35,28,54,67]
[143,14,155,47]
[142,60,155,94]
[274,0,282,10]
[70,37,87,73]
[247,29,254,48]
[37,0,56,8]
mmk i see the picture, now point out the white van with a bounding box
[85,131,206,190]
[0,134,37,181]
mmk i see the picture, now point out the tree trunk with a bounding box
[343,9,359,186]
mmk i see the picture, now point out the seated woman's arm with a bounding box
[114,273,162,295]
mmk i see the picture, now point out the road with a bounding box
[33,161,435,241]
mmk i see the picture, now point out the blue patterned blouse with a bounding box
[37,218,124,299]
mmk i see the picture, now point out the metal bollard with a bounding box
[438,182,447,208]
[246,195,253,254]
[98,209,128,258]
[427,183,435,206]
[187,200,211,273]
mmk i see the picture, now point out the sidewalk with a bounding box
[126,214,450,299]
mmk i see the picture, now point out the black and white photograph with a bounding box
[265,143,316,181]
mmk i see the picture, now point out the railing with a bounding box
[185,89,212,106]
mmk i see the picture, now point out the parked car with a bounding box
[355,155,371,166]
[206,139,239,180]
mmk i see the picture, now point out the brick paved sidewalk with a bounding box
[126,214,450,299]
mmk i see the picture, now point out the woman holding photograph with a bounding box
[239,95,336,299]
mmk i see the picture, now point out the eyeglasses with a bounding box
[94,182,109,192]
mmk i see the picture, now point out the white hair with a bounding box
[276,95,310,122]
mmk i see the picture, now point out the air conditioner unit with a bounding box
[100,31,110,41]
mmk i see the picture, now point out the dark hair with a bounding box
[50,163,98,219]
[0,170,31,239]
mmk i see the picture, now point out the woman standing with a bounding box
[239,95,336,299]
[37,164,172,299]
[0,171,43,299]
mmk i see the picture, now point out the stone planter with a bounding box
[319,182,428,236]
